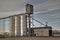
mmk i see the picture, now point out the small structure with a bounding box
[31,26,52,36]
[53,33,60,36]
[52,30,60,36]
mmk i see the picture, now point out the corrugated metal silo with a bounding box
[20,14,27,36]
[15,15,20,36]
[9,16,15,37]
[9,14,27,37]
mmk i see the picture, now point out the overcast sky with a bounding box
[0,0,60,31]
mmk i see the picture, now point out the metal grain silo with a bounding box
[9,16,15,37]
[9,14,27,37]
[15,14,27,36]
[20,14,27,36]
[15,15,20,36]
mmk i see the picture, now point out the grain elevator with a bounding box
[9,14,27,36]
[9,4,52,37]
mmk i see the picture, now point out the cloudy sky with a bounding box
[0,0,60,31]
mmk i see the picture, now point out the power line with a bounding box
[30,17,45,26]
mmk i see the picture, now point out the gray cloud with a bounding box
[0,0,30,18]
[0,0,31,11]
[34,0,60,12]
[0,0,60,18]
[0,0,24,11]
[0,0,60,21]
